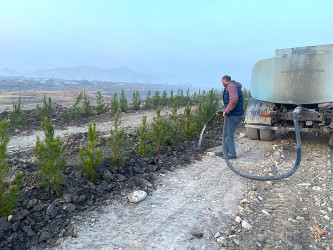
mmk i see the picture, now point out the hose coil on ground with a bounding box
[199,107,302,181]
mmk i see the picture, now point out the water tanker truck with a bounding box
[245,44,333,147]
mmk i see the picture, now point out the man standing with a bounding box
[213,75,244,159]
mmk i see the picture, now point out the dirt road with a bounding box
[53,130,332,249]
[8,107,184,153]
[54,147,246,250]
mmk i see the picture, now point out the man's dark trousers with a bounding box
[222,115,242,157]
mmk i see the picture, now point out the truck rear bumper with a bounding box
[245,124,333,133]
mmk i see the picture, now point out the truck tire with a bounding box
[329,132,333,148]
[247,128,260,140]
[260,129,275,141]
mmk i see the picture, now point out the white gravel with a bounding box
[53,147,245,250]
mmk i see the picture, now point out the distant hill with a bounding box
[0,66,195,85]
[29,66,153,82]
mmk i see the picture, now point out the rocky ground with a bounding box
[54,131,333,250]
[221,133,333,249]
[0,104,332,250]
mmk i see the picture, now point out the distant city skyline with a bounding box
[1,0,333,89]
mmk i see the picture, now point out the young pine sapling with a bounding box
[180,102,196,140]
[151,106,171,154]
[144,90,152,109]
[78,120,103,182]
[96,91,105,115]
[153,90,161,108]
[136,115,153,157]
[111,93,119,114]
[132,91,141,111]
[37,95,53,120]
[35,118,66,197]
[109,111,127,167]
[10,97,26,128]
[68,92,83,121]
[0,119,22,217]
[119,89,128,112]
[169,100,182,146]
[161,90,168,106]
[82,91,92,116]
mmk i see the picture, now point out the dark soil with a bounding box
[0,117,226,250]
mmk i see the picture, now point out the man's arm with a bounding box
[224,84,238,114]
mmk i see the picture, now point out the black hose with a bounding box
[200,107,302,180]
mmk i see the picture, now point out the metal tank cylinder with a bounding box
[251,44,333,104]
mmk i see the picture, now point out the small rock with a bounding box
[39,231,52,242]
[220,230,230,236]
[191,231,203,239]
[288,218,297,223]
[297,183,311,187]
[237,206,244,212]
[241,220,252,230]
[7,215,13,222]
[253,198,260,204]
[323,215,330,221]
[11,221,20,232]
[262,209,270,216]
[117,174,127,182]
[312,186,321,191]
[0,217,12,238]
[33,204,46,212]
[63,194,73,203]
[296,216,305,221]
[239,132,247,138]
[217,236,228,247]
[46,205,56,216]
[22,226,35,237]
[128,190,147,203]
[214,232,221,238]
[241,198,249,204]
[75,171,83,179]
[78,195,86,203]
[233,239,240,245]
[63,204,76,212]
[295,244,303,250]
[26,199,38,209]
[235,216,242,223]
[11,209,29,222]
[103,170,113,181]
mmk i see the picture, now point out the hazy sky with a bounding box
[1,0,333,87]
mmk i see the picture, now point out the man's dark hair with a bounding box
[222,75,231,81]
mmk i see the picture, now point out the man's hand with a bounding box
[216,110,226,116]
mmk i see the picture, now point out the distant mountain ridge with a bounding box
[0,66,194,85]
